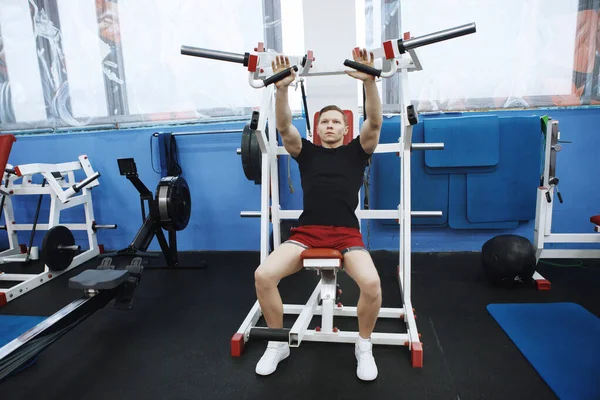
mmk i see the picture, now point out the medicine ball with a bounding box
[481,234,537,286]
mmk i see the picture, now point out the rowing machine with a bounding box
[0,157,198,380]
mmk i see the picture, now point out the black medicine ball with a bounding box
[481,234,537,286]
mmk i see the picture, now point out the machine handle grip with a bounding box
[75,172,100,192]
[545,191,551,203]
[343,59,381,77]
[263,66,298,86]
[64,172,100,199]
[557,191,563,203]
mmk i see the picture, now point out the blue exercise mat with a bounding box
[423,115,499,172]
[373,117,448,226]
[487,302,600,400]
[0,315,46,347]
[448,174,518,229]
[466,116,541,223]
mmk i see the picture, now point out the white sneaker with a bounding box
[355,338,378,381]
[255,341,290,376]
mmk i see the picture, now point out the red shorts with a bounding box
[285,225,366,253]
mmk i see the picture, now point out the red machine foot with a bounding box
[231,333,245,357]
[0,293,6,307]
[411,342,423,368]
[536,279,551,291]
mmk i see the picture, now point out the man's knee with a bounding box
[254,257,295,290]
[360,275,382,300]
[254,266,277,291]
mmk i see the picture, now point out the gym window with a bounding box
[0,0,595,133]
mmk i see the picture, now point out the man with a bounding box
[253,48,383,381]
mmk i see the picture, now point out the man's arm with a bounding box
[273,56,302,158]
[345,48,383,154]
[276,86,302,158]
[359,79,382,154]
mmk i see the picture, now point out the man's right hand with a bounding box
[271,55,296,89]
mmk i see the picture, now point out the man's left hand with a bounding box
[345,48,376,82]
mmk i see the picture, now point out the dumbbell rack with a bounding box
[0,155,103,306]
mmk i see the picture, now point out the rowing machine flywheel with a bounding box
[156,176,191,231]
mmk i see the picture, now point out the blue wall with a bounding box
[2,107,599,253]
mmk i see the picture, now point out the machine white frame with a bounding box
[230,36,448,367]
[532,117,600,289]
[0,155,102,306]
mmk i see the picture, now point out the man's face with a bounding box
[317,110,348,146]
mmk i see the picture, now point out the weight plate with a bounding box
[240,122,268,184]
[241,123,254,182]
[41,226,76,271]
[249,128,261,184]
[156,175,192,231]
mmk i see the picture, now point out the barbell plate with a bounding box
[41,226,77,271]
[240,122,269,184]
[241,124,254,181]
[249,127,261,184]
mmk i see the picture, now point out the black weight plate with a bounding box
[241,122,269,184]
[41,226,76,271]
[156,176,192,231]
[251,128,264,184]
[241,123,254,181]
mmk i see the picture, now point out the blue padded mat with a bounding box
[424,115,499,173]
[448,174,518,229]
[466,116,541,223]
[373,119,448,226]
[0,315,46,348]
[487,302,600,400]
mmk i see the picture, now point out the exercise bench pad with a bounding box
[301,248,344,260]
[69,269,129,290]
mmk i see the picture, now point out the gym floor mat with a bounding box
[487,302,600,400]
[0,315,46,348]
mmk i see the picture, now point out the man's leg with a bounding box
[254,242,306,328]
[253,242,306,376]
[343,249,382,337]
[342,249,382,381]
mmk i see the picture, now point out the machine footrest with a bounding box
[69,269,130,290]
[114,257,144,310]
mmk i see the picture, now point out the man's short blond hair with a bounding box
[318,105,347,126]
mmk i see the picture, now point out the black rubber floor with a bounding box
[1,251,599,400]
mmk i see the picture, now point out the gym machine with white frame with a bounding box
[0,155,193,381]
[0,134,114,307]
[532,116,600,289]
[182,1,476,367]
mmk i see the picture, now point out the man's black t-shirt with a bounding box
[292,136,371,230]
